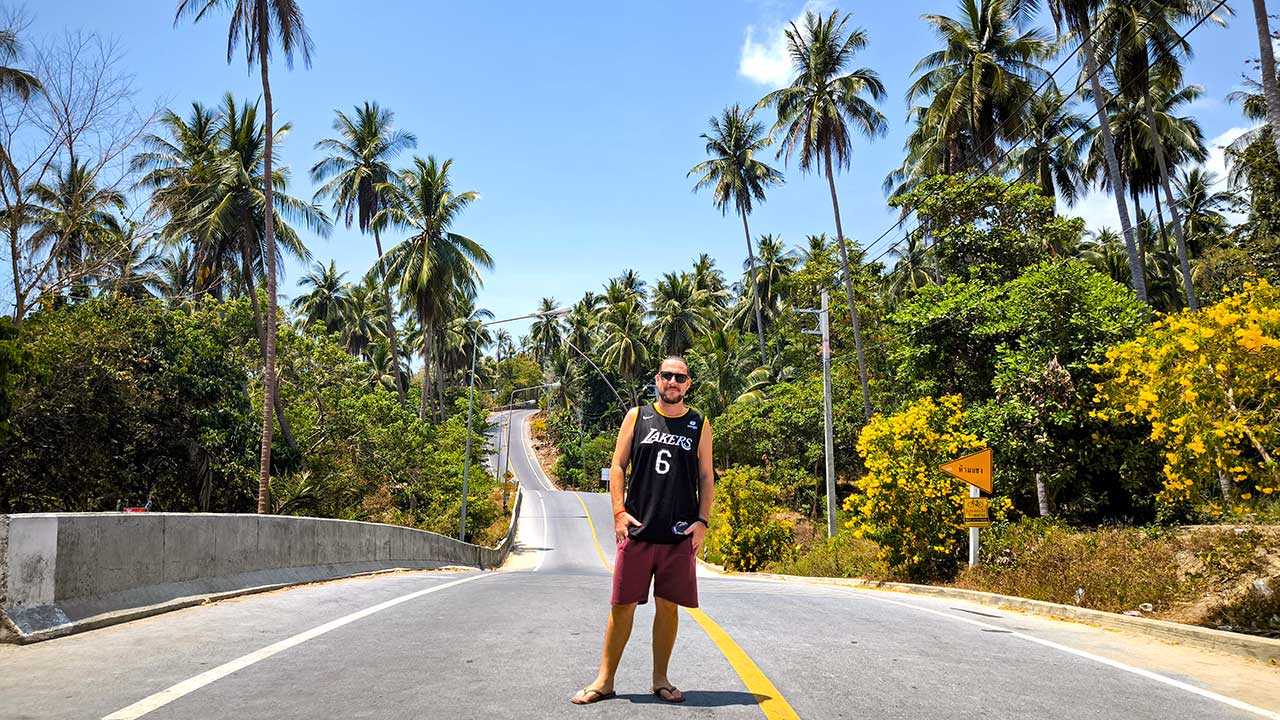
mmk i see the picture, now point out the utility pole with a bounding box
[578,404,587,490]
[799,291,837,538]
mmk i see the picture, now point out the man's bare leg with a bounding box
[651,597,684,701]
[572,603,637,703]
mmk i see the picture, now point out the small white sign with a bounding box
[600,468,610,486]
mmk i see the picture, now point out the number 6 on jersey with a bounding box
[654,448,671,475]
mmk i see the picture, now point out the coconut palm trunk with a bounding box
[432,338,447,420]
[373,225,407,403]
[419,330,431,420]
[1081,31,1148,304]
[1142,91,1199,310]
[740,210,768,367]
[238,234,298,455]
[1253,0,1280,163]
[1132,184,1144,260]
[256,38,279,514]
[824,147,873,420]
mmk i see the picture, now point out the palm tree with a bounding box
[883,232,937,302]
[342,275,385,359]
[650,272,710,356]
[1082,74,1206,300]
[688,104,783,366]
[1015,85,1089,206]
[528,297,564,365]
[691,253,730,312]
[28,159,126,291]
[153,244,197,301]
[311,101,416,402]
[292,260,351,335]
[755,9,886,420]
[1045,0,1146,304]
[906,0,1051,170]
[566,294,599,356]
[0,29,39,101]
[98,219,164,299]
[1250,0,1280,162]
[375,155,492,420]
[176,0,314,512]
[741,234,798,331]
[1173,166,1232,255]
[132,103,227,296]
[1079,226,1131,283]
[689,327,753,418]
[617,269,647,299]
[599,298,649,407]
[1099,0,1228,311]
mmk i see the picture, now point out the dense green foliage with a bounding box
[0,298,498,540]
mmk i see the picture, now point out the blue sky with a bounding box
[29,0,1262,339]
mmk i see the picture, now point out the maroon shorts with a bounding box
[611,536,698,608]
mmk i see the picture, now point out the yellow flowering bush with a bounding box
[705,465,795,572]
[847,395,1006,580]
[1093,280,1280,518]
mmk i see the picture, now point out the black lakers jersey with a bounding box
[624,403,704,544]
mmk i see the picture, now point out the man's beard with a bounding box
[661,388,684,403]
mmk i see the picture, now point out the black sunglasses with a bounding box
[659,371,689,383]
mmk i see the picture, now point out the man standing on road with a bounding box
[571,356,715,705]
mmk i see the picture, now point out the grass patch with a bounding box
[953,521,1183,613]
[770,517,1280,634]
[762,531,890,580]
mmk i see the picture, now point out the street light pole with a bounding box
[561,337,626,410]
[458,308,569,542]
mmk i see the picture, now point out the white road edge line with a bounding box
[101,572,495,720]
[837,586,1280,719]
[534,492,549,573]
[520,411,554,492]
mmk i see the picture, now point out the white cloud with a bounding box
[1202,125,1252,183]
[738,1,828,88]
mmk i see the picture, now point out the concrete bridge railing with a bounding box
[0,488,523,644]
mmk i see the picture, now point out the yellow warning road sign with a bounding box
[940,448,993,494]
[963,497,990,528]
[504,470,514,481]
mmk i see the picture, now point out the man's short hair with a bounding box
[659,355,689,372]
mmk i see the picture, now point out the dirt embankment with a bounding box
[527,414,563,491]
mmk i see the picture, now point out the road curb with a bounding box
[5,564,474,645]
[695,558,1280,664]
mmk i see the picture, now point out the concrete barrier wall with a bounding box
[0,490,521,643]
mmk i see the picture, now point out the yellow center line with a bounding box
[572,493,800,720]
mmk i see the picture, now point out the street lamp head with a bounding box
[541,307,571,318]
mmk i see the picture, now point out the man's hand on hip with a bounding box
[684,521,707,555]
[615,513,640,544]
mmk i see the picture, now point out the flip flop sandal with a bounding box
[652,686,685,703]
[571,687,616,705]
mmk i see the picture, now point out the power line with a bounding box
[859,0,1129,266]
[867,0,1228,290]
[823,0,1232,380]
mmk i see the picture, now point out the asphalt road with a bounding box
[1,408,1277,719]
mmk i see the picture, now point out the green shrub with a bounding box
[705,465,795,572]
[764,531,890,580]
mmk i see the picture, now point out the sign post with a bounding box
[940,448,993,568]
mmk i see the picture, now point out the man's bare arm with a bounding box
[689,420,715,554]
[611,407,640,543]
